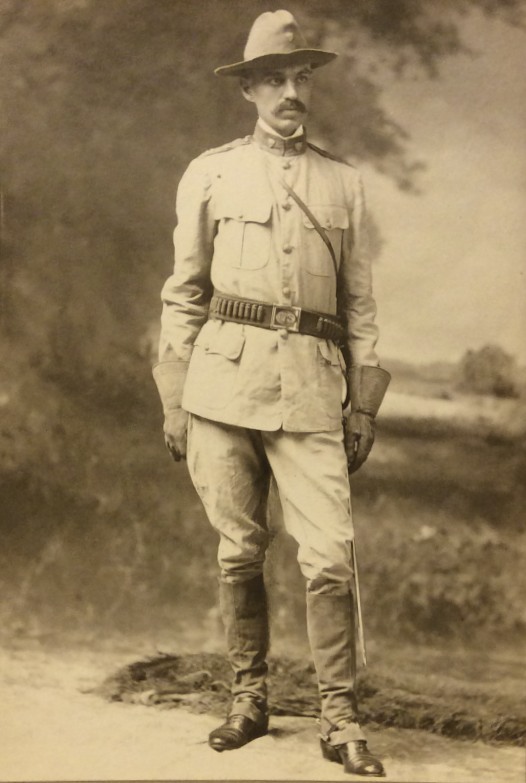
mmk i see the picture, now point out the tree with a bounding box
[458,344,520,398]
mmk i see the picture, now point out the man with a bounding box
[153,9,390,778]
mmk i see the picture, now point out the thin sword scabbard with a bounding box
[351,538,367,668]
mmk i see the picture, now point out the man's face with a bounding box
[241,64,313,137]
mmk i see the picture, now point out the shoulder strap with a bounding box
[280,178,338,278]
[200,136,251,158]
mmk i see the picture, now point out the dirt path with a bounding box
[1,644,524,782]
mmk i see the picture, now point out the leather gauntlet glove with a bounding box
[345,411,375,474]
[163,408,189,462]
[345,365,391,474]
[152,361,190,462]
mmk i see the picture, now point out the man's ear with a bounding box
[240,77,255,103]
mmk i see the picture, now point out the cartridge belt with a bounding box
[209,292,345,344]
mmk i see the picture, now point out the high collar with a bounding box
[253,122,307,157]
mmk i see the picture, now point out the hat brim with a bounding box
[214,49,337,77]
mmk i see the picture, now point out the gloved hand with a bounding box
[153,361,190,462]
[344,410,375,474]
[345,365,391,474]
[163,408,189,462]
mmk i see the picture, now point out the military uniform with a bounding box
[159,123,379,431]
[154,8,388,777]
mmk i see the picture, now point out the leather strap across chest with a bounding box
[259,149,339,278]
[279,178,339,278]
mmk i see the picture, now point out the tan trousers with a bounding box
[187,414,354,595]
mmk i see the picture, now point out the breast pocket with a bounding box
[301,204,349,277]
[214,198,272,271]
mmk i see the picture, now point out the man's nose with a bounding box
[283,79,298,99]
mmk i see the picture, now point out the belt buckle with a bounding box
[270,305,301,332]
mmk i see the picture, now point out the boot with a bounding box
[307,589,385,776]
[209,574,269,751]
[208,713,268,752]
[321,734,385,777]
[306,588,359,727]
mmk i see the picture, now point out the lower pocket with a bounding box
[184,323,246,410]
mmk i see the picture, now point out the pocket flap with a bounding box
[302,205,349,231]
[214,193,272,224]
[197,322,246,360]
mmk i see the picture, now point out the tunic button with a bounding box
[282,286,291,297]
[326,220,332,229]
[278,328,288,340]
[282,202,292,211]
[283,244,293,254]
[282,161,291,170]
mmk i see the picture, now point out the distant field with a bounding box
[384,356,526,404]
[376,356,526,440]
[381,389,526,440]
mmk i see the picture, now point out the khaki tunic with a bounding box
[158,129,379,432]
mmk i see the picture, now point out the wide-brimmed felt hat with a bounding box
[214,9,337,77]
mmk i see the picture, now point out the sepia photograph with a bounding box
[1,1,525,781]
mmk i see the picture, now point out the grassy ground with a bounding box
[93,641,525,746]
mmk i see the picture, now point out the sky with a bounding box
[362,10,526,366]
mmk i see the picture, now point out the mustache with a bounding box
[277,99,307,113]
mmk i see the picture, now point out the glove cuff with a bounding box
[349,364,391,418]
[152,361,189,413]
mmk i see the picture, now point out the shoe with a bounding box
[208,713,268,752]
[321,738,385,777]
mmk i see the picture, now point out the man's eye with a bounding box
[263,74,283,86]
[297,74,311,84]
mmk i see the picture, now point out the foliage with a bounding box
[458,344,520,398]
